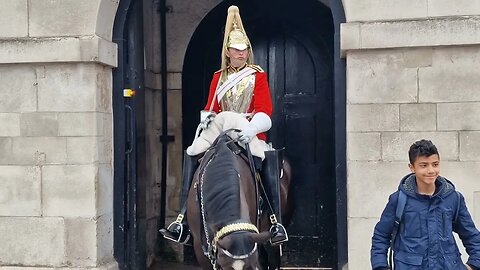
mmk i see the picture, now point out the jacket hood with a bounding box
[398,173,456,198]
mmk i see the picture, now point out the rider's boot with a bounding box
[159,151,199,244]
[262,148,288,246]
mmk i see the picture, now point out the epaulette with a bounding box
[248,64,264,72]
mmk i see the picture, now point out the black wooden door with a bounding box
[253,24,336,267]
[183,0,335,267]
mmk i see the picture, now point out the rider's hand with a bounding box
[238,123,258,144]
[238,112,272,144]
[199,110,216,130]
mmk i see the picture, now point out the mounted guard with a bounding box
[160,5,288,247]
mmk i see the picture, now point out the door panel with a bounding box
[258,29,335,267]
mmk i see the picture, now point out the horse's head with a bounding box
[215,226,271,270]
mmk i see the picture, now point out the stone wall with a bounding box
[342,1,480,268]
[0,0,118,269]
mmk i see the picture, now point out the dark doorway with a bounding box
[112,0,146,269]
[183,0,337,268]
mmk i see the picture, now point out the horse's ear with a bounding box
[249,231,271,244]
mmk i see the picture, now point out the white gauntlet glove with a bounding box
[238,112,272,143]
[199,110,216,130]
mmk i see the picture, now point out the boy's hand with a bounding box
[466,264,473,270]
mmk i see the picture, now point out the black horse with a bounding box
[187,132,292,270]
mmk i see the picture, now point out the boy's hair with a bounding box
[408,139,439,164]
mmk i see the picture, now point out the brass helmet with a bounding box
[221,6,254,70]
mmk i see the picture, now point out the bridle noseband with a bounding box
[214,222,259,259]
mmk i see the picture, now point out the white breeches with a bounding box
[186,111,269,160]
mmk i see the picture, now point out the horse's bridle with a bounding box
[214,222,259,261]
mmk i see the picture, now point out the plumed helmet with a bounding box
[221,6,254,70]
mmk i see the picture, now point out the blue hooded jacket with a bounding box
[371,173,480,270]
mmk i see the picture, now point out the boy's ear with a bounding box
[408,163,415,173]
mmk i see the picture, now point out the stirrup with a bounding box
[159,221,191,245]
[269,223,288,246]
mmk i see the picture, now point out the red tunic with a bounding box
[204,70,273,141]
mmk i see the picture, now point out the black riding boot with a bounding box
[262,149,288,246]
[159,152,199,244]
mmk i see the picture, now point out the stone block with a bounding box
[460,132,480,161]
[66,137,100,164]
[341,17,480,54]
[0,138,12,164]
[474,191,480,226]
[0,113,20,136]
[95,66,112,113]
[0,217,65,266]
[428,0,480,17]
[65,218,97,266]
[0,65,37,112]
[340,23,361,57]
[145,72,183,91]
[347,104,399,132]
[347,50,417,103]
[101,113,113,165]
[96,214,114,264]
[438,103,480,131]
[348,161,406,217]
[168,72,182,90]
[97,164,113,217]
[0,0,28,38]
[343,0,427,22]
[419,47,480,102]
[58,112,104,136]
[402,48,433,68]
[20,113,58,137]
[145,90,163,128]
[0,36,117,67]
[348,132,381,161]
[0,263,118,270]
[168,1,212,71]
[442,161,480,199]
[38,64,100,112]
[400,103,436,131]
[382,132,458,161]
[42,165,96,218]
[348,218,378,270]
[0,166,41,216]
[95,0,120,41]
[29,0,98,37]
[11,137,67,165]
[65,218,97,267]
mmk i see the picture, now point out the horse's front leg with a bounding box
[193,241,214,270]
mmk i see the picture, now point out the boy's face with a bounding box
[409,154,440,186]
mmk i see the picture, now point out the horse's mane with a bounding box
[202,136,242,231]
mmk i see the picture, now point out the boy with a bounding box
[371,139,480,269]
